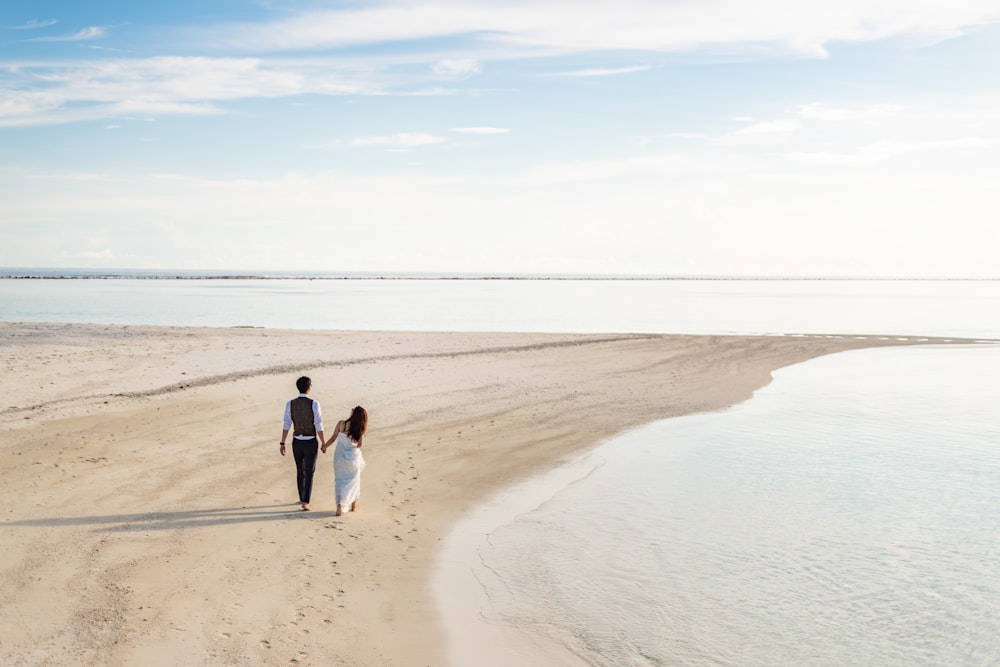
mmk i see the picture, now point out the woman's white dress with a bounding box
[333,432,366,507]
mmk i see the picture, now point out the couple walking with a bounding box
[280,376,367,516]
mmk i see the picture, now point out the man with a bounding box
[280,376,325,511]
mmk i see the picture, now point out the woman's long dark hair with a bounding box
[348,406,368,444]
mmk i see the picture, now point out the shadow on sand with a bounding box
[5,503,339,531]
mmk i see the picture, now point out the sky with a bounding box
[2,1,999,277]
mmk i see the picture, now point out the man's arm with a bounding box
[280,401,292,456]
[314,400,325,448]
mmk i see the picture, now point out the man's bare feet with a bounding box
[350,501,358,512]
[335,505,343,517]
[301,503,310,511]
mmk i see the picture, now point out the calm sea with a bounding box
[1,274,999,337]
[3,273,999,665]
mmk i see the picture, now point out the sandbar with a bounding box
[0,323,961,665]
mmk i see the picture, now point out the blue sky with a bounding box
[2,1,999,276]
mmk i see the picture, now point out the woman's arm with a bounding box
[323,420,346,453]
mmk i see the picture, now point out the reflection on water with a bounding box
[465,345,1000,666]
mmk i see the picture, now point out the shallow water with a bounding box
[445,345,1000,666]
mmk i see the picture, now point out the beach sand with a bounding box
[0,323,957,666]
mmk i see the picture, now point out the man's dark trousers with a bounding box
[292,437,319,504]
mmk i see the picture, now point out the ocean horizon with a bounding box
[2,267,998,281]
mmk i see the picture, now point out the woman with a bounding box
[322,406,367,516]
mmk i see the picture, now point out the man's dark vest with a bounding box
[290,397,316,437]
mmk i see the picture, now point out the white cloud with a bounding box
[6,3,1000,129]
[797,102,903,121]
[0,56,367,127]
[736,119,802,135]
[351,133,448,148]
[4,132,1000,276]
[432,58,481,76]
[210,1,1000,57]
[553,65,651,77]
[785,136,1000,164]
[524,154,689,185]
[29,26,106,42]
[451,126,510,134]
[73,248,116,260]
[6,146,999,276]
[715,119,802,145]
[8,19,58,30]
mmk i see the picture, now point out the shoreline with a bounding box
[442,342,1000,665]
[435,446,604,666]
[0,323,977,666]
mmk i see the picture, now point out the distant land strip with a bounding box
[1,270,997,281]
